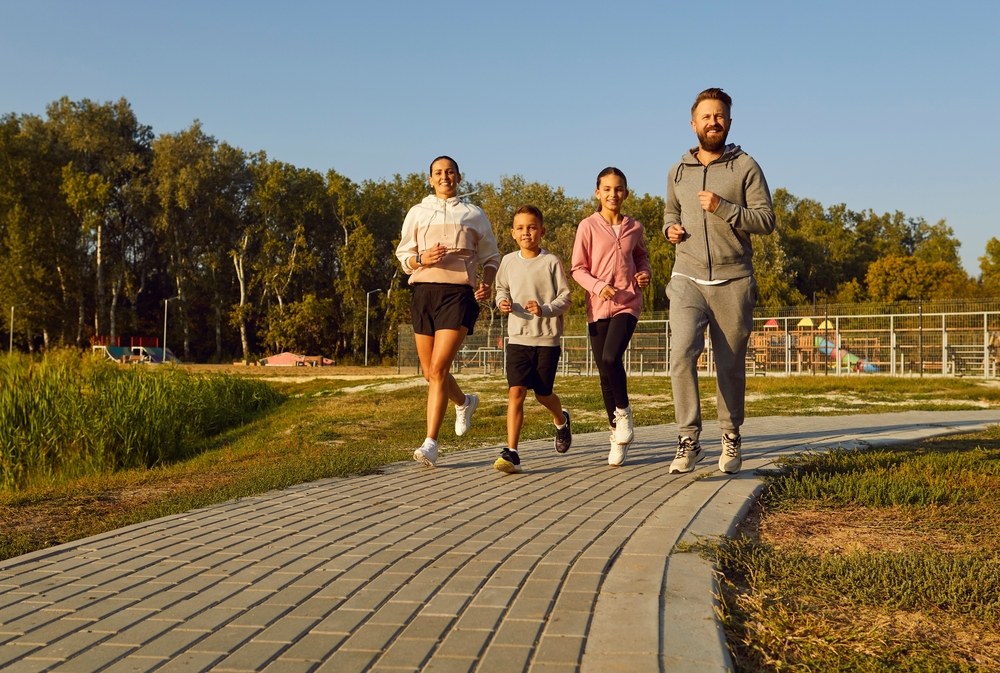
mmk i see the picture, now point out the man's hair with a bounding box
[691,88,732,117]
[514,204,543,225]
[429,155,459,176]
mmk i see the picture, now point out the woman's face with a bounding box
[429,159,460,198]
[595,175,628,214]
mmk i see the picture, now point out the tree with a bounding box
[866,255,974,301]
[334,225,379,359]
[152,122,219,359]
[980,237,1000,298]
[46,97,154,343]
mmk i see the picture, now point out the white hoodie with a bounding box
[396,194,500,287]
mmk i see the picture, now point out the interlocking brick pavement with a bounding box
[1,410,998,672]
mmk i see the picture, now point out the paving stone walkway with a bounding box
[2,409,999,673]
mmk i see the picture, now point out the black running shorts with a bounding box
[506,344,561,396]
[411,283,480,336]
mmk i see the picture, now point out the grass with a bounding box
[1,367,998,563]
[0,352,284,490]
[712,424,1000,672]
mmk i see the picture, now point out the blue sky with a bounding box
[2,0,997,274]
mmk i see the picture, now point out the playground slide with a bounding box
[814,336,879,373]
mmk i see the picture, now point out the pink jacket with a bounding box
[571,213,651,322]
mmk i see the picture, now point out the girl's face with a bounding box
[429,159,460,198]
[595,175,628,214]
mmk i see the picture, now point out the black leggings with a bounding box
[589,314,638,427]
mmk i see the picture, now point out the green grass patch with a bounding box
[2,368,998,564]
[714,424,1000,671]
[0,351,284,489]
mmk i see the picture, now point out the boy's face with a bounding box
[511,213,544,252]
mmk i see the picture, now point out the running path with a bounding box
[1,410,998,673]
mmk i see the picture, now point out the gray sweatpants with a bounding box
[666,275,757,438]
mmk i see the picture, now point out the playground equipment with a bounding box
[814,336,879,373]
[91,336,180,364]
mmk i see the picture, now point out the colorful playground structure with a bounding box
[754,318,879,373]
[91,336,180,364]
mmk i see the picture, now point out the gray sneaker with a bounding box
[455,394,479,436]
[719,433,743,474]
[554,410,572,454]
[669,436,703,474]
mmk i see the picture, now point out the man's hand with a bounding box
[498,299,512,313]
[599,284,616,301]
[666,224,686,244]
[698,190,721,213]
[635,271,650,288]
[524,300,543,317]
[474,283,491,301]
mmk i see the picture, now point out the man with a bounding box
[663,88,775,475]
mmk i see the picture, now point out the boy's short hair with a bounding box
[514,204,543,225]
[691,88,732,117]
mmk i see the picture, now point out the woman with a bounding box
[395,156,500,467]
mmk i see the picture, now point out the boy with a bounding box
[493,205,573,474]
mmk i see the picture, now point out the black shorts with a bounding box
[506,344,561,396]
[411,283,480,336]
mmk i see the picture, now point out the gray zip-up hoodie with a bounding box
[663,144,775,281]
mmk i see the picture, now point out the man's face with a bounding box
[691,99,731,153]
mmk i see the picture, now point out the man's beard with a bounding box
[698,126,729,153]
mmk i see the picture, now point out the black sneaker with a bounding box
[554,409,572,454]
[494,448,522,474]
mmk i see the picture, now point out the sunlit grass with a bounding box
[1,366,998,563]
[714,424,1000,671]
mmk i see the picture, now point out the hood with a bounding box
[680,143,744,165]
[419,194,465,210]
[674,144,745,184]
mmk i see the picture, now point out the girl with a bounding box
[571,167,651,467]
[395,156,500,467]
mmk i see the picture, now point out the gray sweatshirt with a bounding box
[494,250,571,347]
[663,144,775,281]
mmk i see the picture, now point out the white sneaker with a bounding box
[413,438,438,467]
[608,429,631,467]
[719,433,743,474]
[669,436,703,474]
[455,394,479,437]
[613,407,634,445]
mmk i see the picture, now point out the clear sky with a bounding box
[2,0,997,273]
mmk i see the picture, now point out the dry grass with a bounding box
[717,427,1000,672]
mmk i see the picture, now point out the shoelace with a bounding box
[722,435,741,457]
[676,437,697,458]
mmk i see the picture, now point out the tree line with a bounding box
[1,97,998,363]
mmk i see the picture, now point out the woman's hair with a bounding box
[595,167,627,211]
[429,155,460,176]
[596,166,627,189]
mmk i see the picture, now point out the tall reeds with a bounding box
[0,351,284,490]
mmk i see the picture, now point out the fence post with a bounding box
[835,318,841,376]
[890,314,896,376]
[665,320,670,375]
[784,318,790,375]
[985,312,989,380]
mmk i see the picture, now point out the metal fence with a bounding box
[397,300,1000,379]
